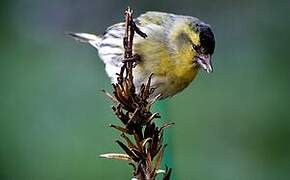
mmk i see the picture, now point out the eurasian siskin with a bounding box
[70,11,215,99]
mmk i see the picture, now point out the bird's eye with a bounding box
[192,44,199,52]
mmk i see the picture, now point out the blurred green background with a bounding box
[1,0,290,179]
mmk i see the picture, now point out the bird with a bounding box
[70,11,215,99]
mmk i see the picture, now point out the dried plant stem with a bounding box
[100,7,172,180]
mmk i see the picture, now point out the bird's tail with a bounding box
[68,32,101,49]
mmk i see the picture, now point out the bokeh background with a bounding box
[1,0,290,179]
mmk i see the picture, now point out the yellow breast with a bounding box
[133,39,199,97]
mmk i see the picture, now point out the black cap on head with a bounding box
[197,23,215,55]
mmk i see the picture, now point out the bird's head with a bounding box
[191,22,215,73]
[171,19,215,73]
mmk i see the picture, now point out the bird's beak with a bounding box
[197,54,213,73]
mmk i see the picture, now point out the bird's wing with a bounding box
[98,12,170,66]
[98,13,168,83]
[95,23,126,82]
[69,12,170,83]
[98,23,125,64]
[136,11,173,26]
